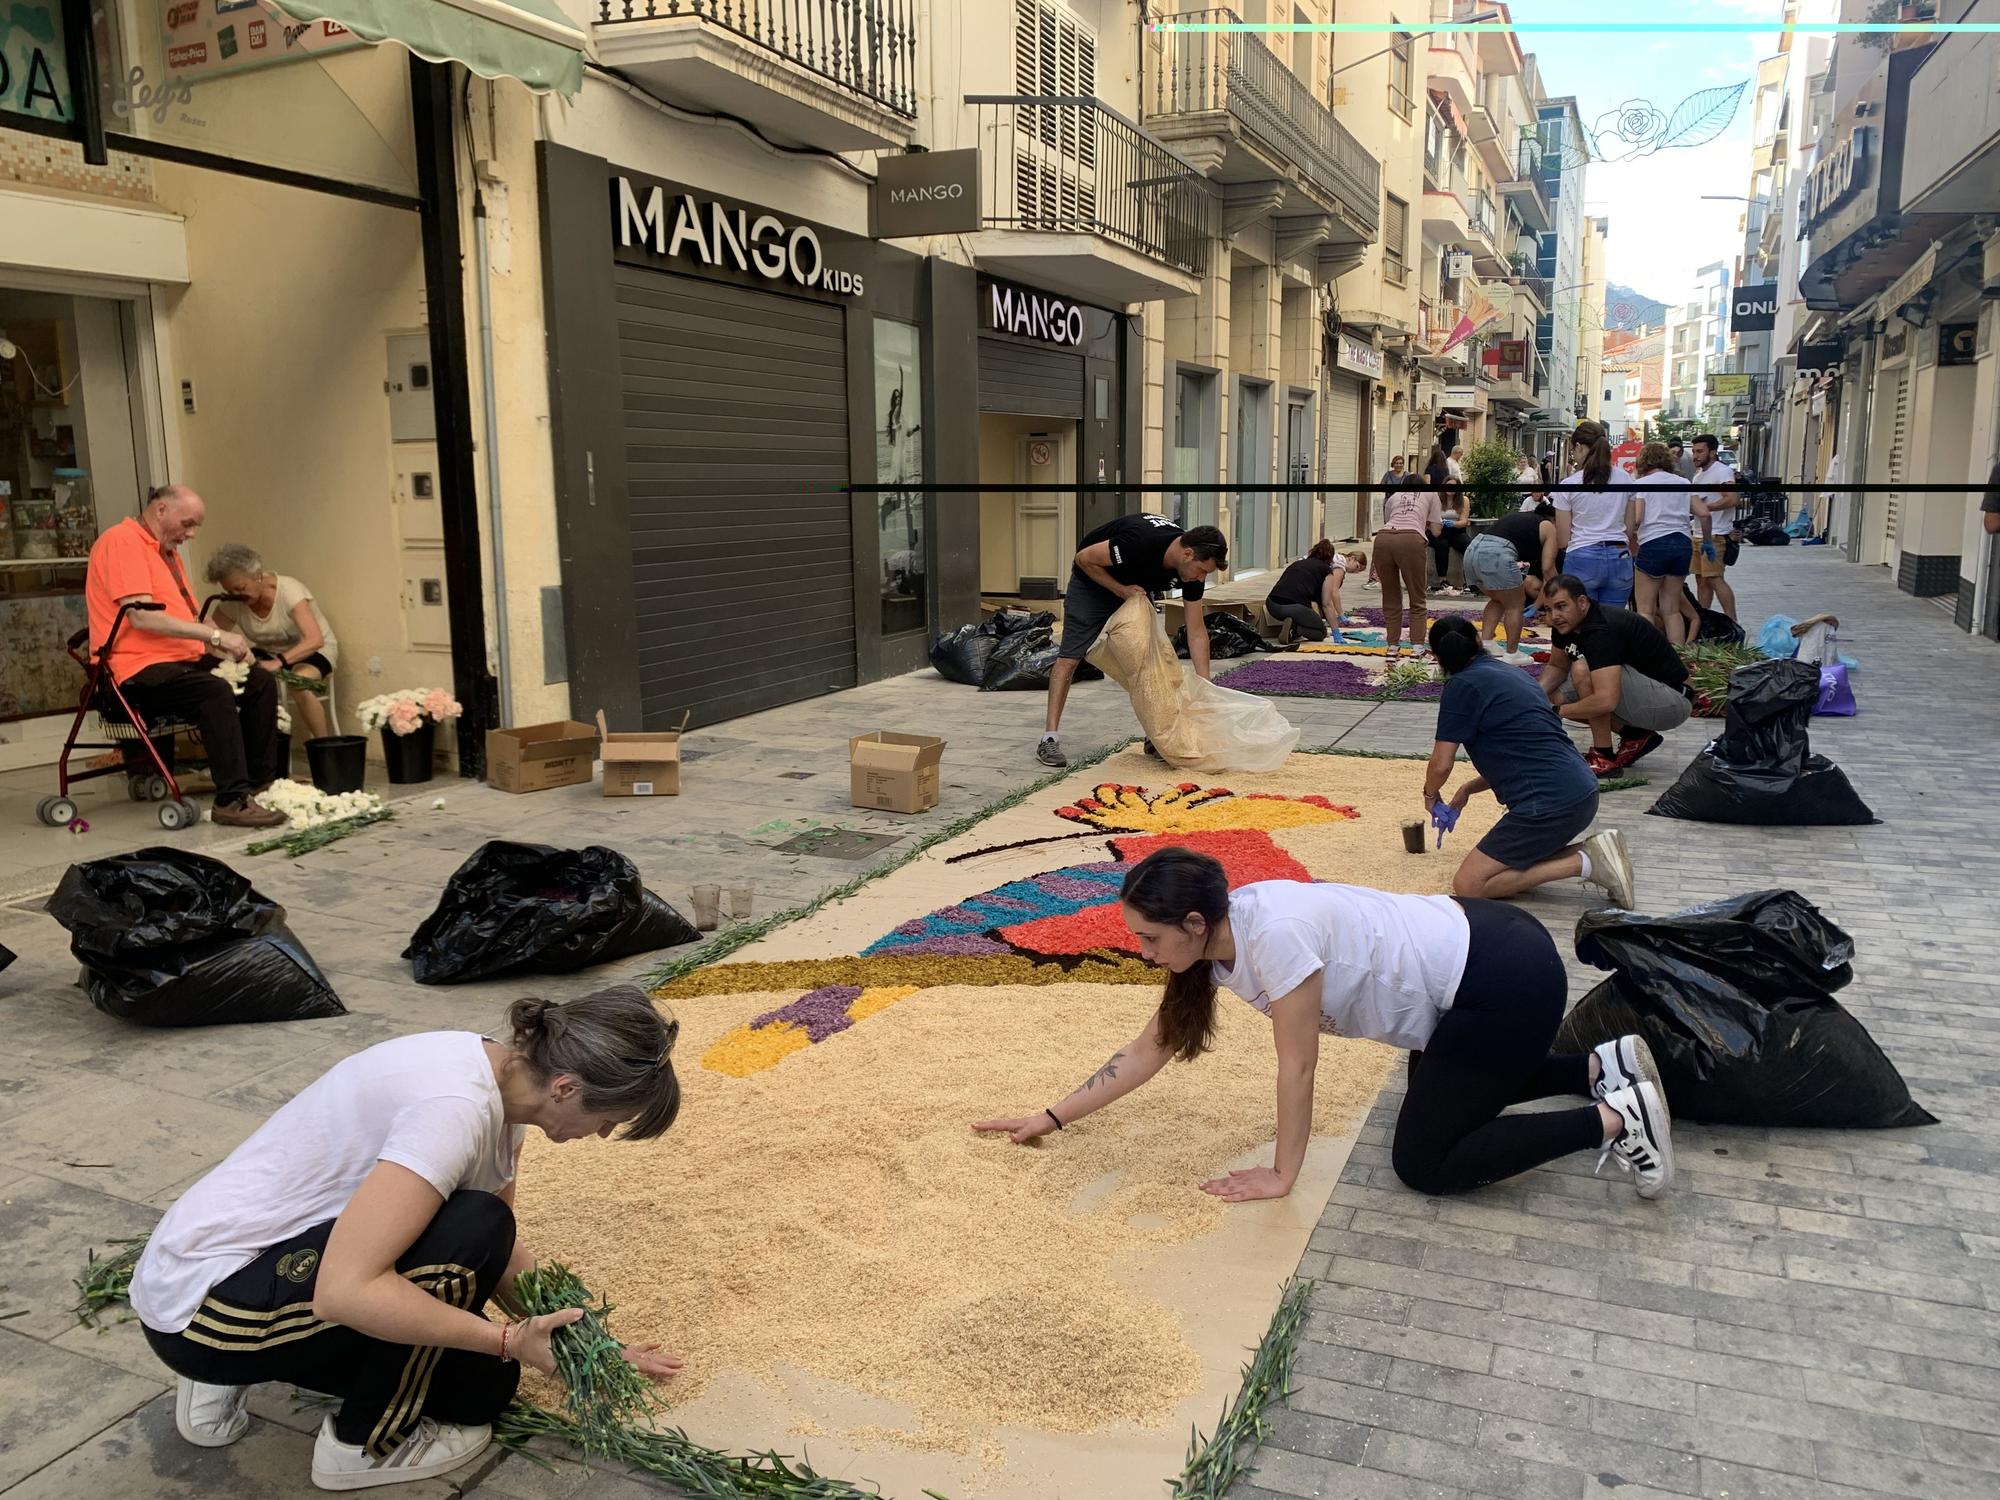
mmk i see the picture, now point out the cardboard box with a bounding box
[850,731,946,814]
[486,719,598,794]
[596,709,687,797]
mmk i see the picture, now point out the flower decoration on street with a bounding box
[357,688,463,736]
[1552,82,1747,169]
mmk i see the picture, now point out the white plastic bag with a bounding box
[1086,596,1299,772]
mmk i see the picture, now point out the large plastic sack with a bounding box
[1814,664,1856,717]
[1173,611,1284,660]
[929,610,1054,686]
[404,841,699,985]
[1087,595,1298,772]
[45,848,345,1027]
[1756,615,1800,659]
[1754,614,1855,669]
[1554,891,1935,1129]
[1680,586,1744,646]
[978,626,1104,692]
[1649,659,1876,825]
[0,941,14,976]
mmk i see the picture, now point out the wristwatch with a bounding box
[209,629,222,649]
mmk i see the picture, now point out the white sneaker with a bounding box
[1579,828,1635,910]
[175,1378,251,1448]
[311,1416,492,1491]
[1597,1081,1674,1200]
[1591,1034,1661,1103]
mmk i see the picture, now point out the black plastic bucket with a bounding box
[380,721,436,784]
[306,735,368,795]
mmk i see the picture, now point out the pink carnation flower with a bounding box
[423,689,461,720]
[386,699,424,735]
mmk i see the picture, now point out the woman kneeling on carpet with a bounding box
[973,848,1673,1204]
[1424,616,1633,909]
[129,987,683,1492]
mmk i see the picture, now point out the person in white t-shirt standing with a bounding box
[1550,421,1639,610]
[973,848,1674,1202]
[1688,433,1740,620]
[129,988,684,1491]
[1627,441,1717,646]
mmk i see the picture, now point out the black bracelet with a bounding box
[1045,1107,1063,1131]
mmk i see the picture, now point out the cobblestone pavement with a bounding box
[0,547,1991,1499]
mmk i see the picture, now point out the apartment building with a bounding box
[1534,94,1588,446]
[1576,215,1609,426]
[1661,263,1731,421]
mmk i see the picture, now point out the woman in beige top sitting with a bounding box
[205,543,339,741]
[1374,473,1444,661]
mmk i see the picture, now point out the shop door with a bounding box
[1325,376,1362,537]
[1282,395,1314,557]
[618,270,855,727]
[1014,432,1073,593]
[1233,378,1272,575]
[1884,370,1908,553]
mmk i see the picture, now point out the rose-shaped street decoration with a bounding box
[1551,81,1747,171]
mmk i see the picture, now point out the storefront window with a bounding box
[1,0,75,127]
[874,317,926,636]
[1,289,142,721]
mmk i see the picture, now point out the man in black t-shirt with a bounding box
[1539,573,1691,776]
[1039,514,1228,767]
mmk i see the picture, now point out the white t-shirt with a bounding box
[1552,471,1630,549]
[1691,462,1737,531]
[131,1033,522,1333]
[1211,881,1471,1053]
[1631,471,1694,544]
[228,574,339,666]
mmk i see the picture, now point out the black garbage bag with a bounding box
[404,841,699,985]
[1554,891,1935,1128]
[929,609,1058,686]
[977,626,1104,692]
[1746,523,1792,547]
[45,848,344,1027]
[0,941,14,975]
[1650,658,1876,825]
[1679,585,1745,645]
[1173,611,1282,660]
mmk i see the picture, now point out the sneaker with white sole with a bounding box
[1597,1081,1674,1200]
[1579,828,1635,910]
[1591,1034,1662,1103]
[175,1378,251,1448]
[311,1416,491,1491]
[1035,737,1067,769]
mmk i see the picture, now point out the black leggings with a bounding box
[1391,899,1603,1196]
[1430,526,1471,583]
[143,1191,520,1458]
[1266,600,1329,640]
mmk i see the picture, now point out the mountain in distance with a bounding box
[1603,283,1668,331]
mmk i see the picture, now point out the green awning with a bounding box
[274,0,587,97]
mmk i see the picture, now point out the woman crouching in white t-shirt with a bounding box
[974,849,1673,1203]
[130,987,682,1491]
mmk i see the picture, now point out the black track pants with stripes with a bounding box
[143,1191,521,1457]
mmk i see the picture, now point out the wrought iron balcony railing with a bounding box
[969,96,1216,278]
[596,0,917,118]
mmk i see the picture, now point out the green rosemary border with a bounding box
[1171,1278,1315,1498]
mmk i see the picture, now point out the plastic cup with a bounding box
[727,886,754,921]
[691,885,721,931]
[1401,819,1426,855]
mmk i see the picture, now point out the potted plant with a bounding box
[356,688,462,784]
[1458,439,1526,520]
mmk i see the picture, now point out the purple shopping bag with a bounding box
[1814,663,1856,717]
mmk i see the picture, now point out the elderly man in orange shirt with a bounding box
[85,485,285,828]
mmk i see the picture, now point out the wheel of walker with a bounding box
[127,776,149,802]
[157,798,200,831]
[145,774,171,801]
[37,795,78,827]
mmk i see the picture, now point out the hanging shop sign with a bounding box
[163,0,368,84]
[979,276,1085,347]
[1484,338,1528,378]
[1796,339,1844,373]
[871,148,980,238]
[1939,322,1978,367]
[0,0,71,123]
[1730,286,1778,333]
[613,173,867,299]
[1800,125,1871,235]
[1442,383,1486,411]
[1333,333,1384,379]
[1708,373,1752,397]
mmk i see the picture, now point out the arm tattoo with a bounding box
[1082,1051,1125,1091]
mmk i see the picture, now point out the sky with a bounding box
[1503,0,1783,317]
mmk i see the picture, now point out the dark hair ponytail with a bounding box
[1307,538,1337,563]
[1571,421,1613,488]
[507,985,682,1141]
[1428,615,1482,674]
[1120,847,1229,1061]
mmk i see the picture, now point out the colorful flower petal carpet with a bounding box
[1218,652,1544,701]
[510,749,1489,1500]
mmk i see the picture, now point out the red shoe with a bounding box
[1585,746,1620,778]
[1614,731,1665,768]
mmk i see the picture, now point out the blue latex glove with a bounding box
[1429,800,1460,849]
[1701,540,1717,561]
[1328,628,1347,644]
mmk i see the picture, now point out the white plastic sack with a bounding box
[1087,595,1299,772]
[1793,622,1837,667]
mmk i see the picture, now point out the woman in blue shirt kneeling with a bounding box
[1422,616,1634,908]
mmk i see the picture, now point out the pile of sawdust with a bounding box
[513,978,1394,1445]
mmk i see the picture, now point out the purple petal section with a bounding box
[1037,873,1125,901]
[893,933,1013,957]
[980,895,1038,912]
[753,985,864,1043]
[1218,656,1535,702]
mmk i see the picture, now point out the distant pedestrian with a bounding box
[1380,454,1407,495]
[1689,434,1740,620]
[1550,421,1637,611]
[1627,441,1703,646]
[1667,438,1695,480]
[1515,452,1544,512]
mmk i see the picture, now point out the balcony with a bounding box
[594,0,916,150]
[1422,152,1471,243]
[966,97,1215,304]
[1426,37,1478,121]
[1468,188,1501,259]
[1146,9,1379,248]
[1498,139,1550,232]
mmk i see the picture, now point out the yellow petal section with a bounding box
[701,1019,811,1078]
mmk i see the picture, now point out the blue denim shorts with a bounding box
[1564,542,1633,609]
[1463,535,1528,593]
[1635,534,1693,578]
